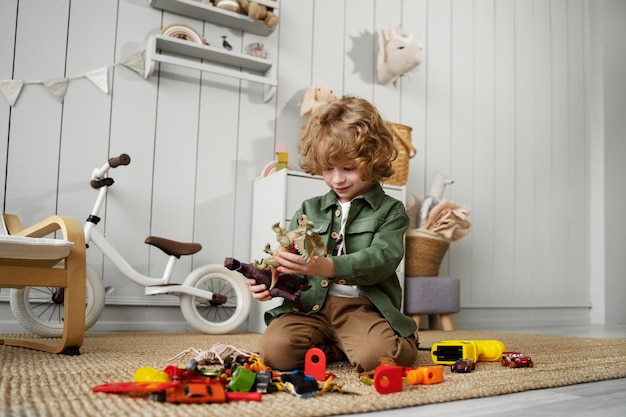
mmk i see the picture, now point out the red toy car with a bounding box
[451,358,475,373]
[501,351,533,368]
[151,382,227,404]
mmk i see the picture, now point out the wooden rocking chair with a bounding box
[0,212,86,355]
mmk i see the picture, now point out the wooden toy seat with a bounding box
[0,212,86,354]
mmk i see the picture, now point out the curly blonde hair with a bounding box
[298,96,398,182]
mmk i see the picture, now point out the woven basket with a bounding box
[384,122,416,186]
[405,228,449,277]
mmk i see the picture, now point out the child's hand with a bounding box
[245,278,272,302]
[275,250,336,278]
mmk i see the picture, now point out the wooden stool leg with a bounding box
[428,314,439,330]
[440,314,454,331]
[411,314,421,329]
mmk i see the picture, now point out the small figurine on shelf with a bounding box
[245,42,268,59]
[275,142,288,171]
[221,35,233,51]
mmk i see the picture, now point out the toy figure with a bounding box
[224,257,311,311]
[253,214,327,290]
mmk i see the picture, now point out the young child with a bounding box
[247,96,418,373]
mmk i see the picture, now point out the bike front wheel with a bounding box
[9,264,106,337]
[179,264,251,334]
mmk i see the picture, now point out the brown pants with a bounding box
[259,295,418,373]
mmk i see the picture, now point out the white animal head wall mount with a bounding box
[377,27,423,86]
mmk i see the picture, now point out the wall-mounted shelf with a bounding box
[149,0,278,36]
[145,35,276,101]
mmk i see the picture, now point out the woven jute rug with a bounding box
[1,330,625,417]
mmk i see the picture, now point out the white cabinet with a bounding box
[248,169,406,333]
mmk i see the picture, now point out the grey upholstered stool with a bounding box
[404,277,460,331]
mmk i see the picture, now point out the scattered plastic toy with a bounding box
[167,343,254,366]
[430,339,506,365]
[404,366,444,385]
[450,358,475,373]
[281,370,319,398]
[501,351,534,368]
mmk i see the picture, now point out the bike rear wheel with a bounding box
[9,265,106,337]
[179,264,251,334]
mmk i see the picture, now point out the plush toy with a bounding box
[416,172,454,228]
[216,0,279,29]
[240,0,279,28]
[214,0,240,13]
[405,193,422,229]
[245,42,268,59]
[377,27,423,86]
[300,84,338,117]
[224,257,311,311]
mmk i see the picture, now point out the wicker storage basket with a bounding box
[384,122,416,186]
[405,228,449,277]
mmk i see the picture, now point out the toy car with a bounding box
[451,358,475,373]
[151,382,226,404]
[501,351,534,368]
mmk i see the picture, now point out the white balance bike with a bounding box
[10,153,251,335]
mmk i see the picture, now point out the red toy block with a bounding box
[374,365,403,394]
[304,347,327,381]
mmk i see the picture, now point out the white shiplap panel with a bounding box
[274,0,314,168]
[444,1,478,301]
[492,0,517,303]
[150,68,201,281]
[372,0,403,120]
[148,13,219,282]
[0,0,17,204]
[401,0,428,200]
[312,0,345,91]
[57,1,118,226]
[231,23,282,265]
[5,0,69,225]
[512,0,536,303]
[233,89,280,267]
[101,1,162,300]
[423,0,452,194]
[546,0,571,305]
[422,0,454,277]
[448,0,477,301]
[344,0,376,100]
[530,0,555,304]
[194,22,246,265]
[469,0,497,304]
[565,0,590,305]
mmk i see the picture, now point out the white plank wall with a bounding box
[1,0,620,331]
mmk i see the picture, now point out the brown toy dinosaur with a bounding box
[253,214,327,290]
[224,257,311,311]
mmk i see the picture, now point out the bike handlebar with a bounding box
[108,153,131,168]
[90,153,132,186]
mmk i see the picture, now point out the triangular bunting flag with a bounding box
[85,67,109,94]
[43,78,70,102]
[120,50,146,77]
[0,80,25,106]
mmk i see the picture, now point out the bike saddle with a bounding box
[144,236,202,258]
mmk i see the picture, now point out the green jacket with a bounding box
[265,183,417,337]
